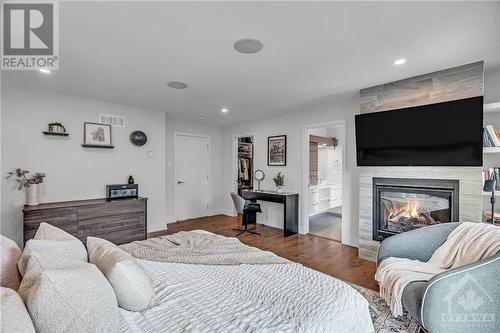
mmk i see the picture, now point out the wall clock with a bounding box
[129,130,147,146]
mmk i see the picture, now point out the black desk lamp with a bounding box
[483,178,497,224]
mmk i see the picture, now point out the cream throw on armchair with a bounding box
[375,222,500,317]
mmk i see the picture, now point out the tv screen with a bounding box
[355,96,483,166]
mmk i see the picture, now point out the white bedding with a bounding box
[119,259,374,333]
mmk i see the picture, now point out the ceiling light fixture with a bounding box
[167,81,188,89]
[394,58,406,65]
[39,68,51,74]
[233,38,264,54]
[221,108,229,113]
[199,115,206,120]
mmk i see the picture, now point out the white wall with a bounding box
[222,91,360,246]
[1,89,167,245]
[165,115,226,223]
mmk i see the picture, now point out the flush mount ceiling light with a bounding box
[394,58,406,65]
[233,38,264,54]
[167,81,188,89]
[39,68,51,74]
[221,108,229,113]
[199,115,206,120]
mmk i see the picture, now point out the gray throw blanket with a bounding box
[120,231,289,265]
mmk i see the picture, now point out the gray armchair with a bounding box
[377,223,500,333]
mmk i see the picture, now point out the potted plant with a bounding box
[273,172,284,193]
[331,137,338,147]
[6,169,46,206]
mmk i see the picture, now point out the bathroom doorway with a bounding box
[306,124,344,241]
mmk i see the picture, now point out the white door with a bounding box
[175,134,210,220]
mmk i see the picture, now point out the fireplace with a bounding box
[373,178,459,241]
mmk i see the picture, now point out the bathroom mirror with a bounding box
[254,169,265,191]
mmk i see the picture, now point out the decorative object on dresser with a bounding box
[6,169,46,206]
[128,175,135,184]
[82,122,114,148]
[253,169,265,191]
[106,184,139,199]
[273,172,284,193]
[268,135,287,166]
[129,130,147,146]
[43,122,69,136]
[23,197,147,245]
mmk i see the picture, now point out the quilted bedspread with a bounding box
[119,232,374,333]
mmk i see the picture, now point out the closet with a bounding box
[237,137,254,196]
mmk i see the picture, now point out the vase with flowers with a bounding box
[6,169,46,206]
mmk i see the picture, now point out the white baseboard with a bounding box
[207,208,236,217]
[165,216,177,224]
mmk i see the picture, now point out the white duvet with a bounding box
[119,259,374,333]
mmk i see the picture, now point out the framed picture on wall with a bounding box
[82,122,114,148]
[268,135,287,166]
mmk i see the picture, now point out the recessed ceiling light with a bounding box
[39,68,51,74]
[394,58,406,65]
[167,81,188,89]
[233,38,264,54]
[221,108,229,113]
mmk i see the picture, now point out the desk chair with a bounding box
[230,192,262,236]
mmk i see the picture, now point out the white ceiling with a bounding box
[4,1,500,125]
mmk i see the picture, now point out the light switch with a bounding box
[147,151,153,158]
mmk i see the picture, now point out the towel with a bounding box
[375,222,500,317]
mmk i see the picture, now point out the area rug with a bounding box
[351,284,421,333]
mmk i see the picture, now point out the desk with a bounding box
[242,190,299,237]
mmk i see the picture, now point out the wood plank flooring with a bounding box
[149,214,378,291]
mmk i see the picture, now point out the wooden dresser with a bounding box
[23,197,147,245]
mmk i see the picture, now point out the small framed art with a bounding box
[268,135,287,166]
[82,122,114,148]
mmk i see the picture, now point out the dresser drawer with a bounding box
[24,208,78,243]
[78,200,145,220]
[78,213,145,245]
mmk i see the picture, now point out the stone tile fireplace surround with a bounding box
[358,62,484,261]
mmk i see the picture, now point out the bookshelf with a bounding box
[482,102,499,222]
[484,147,500,154]
[484,102,500,114]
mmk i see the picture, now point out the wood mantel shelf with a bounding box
[23,197,147,245]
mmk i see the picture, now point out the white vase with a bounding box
[26,184,40,206]
[276,186,283,193]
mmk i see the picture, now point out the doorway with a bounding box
[302,121,345,241]
[174,133,210,221]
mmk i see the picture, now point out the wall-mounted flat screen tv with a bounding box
[355,96,483,166]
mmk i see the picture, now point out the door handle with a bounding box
[177,181,185,184]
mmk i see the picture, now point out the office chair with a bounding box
[230,192,262,236]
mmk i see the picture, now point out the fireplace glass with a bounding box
[372,178,459,241]
[379,191,451,234]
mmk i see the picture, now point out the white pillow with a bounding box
[18,223,88,277]
[18,253,88,302]
[34,222,77,241]
[87,236,155,311]
[18,239,88,277]
[0,235,22,290]
[1,287,36,333]
[26,263,119,332]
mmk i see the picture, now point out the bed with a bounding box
[118,230,374,333]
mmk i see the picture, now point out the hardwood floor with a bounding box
[149,214,378,291]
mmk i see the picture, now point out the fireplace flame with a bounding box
[388,200,421,220]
